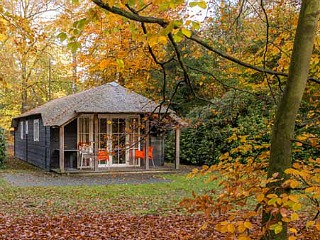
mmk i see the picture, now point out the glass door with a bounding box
[111,118,126,165]
[128,117,140,166]
[97,115,140,167]
[98,118,110,167]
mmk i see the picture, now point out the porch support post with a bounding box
[175,126,180,170]
[59,126,65,173]
[145,119,150,170]
[94,114,99,171]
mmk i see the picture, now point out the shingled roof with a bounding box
[13,82,171,127]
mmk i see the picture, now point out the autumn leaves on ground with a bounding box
[0,157,318,239]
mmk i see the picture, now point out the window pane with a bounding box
[34,119,39,141]
[99,119,107,133]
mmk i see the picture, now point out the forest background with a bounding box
[0,0,319,239]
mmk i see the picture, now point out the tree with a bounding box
[0,0,79,128]
[263,1,320,239]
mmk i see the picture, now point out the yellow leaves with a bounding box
[306,220,315,228]
[219,152,228,161]
[238,236,252,240]
[244,221,252,229]
[288,236,297,240]
[269,222,283,235]
[227,133,238,142]
[284,179,300,189]
[216,221,235,233]
[256,193,265,203]
[290,212,299,221]
[147,34,168,47]
[216,220,252,237]
[266,193,278,198]
[181,28,192,38]
[291,202,302,211]
[227,222,236,233]
[239,135,249,143]
[288,195,299,203]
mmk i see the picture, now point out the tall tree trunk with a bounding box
[263,0,320,239]
[21,60,28,113]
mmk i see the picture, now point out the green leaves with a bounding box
[57,32,67,42]
[67,41,81,53]
[189,1,207,9]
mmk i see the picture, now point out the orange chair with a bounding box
[98,150,109,168]
[134,146,155,167]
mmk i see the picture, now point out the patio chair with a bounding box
[98,150,109,168]
[134,146,155,168]
[79,144,94,169]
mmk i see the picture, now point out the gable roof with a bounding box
[13,82,171,127]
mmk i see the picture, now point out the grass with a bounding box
[0,157,218,217]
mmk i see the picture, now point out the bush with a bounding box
[165,91,274,165]
[0,128,6,166]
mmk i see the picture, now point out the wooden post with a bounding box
[145,119,150,170]
[175,126,180,170]
[94,115,99,171]
[59,126,65,173]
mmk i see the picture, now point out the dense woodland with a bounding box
[0,0,320,239]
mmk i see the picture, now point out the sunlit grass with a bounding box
[0,158,218,217]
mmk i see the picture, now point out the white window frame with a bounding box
[34,119,39,142]
[20,121,24,140]
[77,114,94,145]
[25,120,28,134]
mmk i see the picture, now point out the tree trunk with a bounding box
[21,60,28,113]
[263,0,320,239]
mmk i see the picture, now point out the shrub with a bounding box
[165,91,273,165]
[0,128,6,166]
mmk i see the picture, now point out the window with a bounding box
[34,119,39,142]
[78,116,93,144]
[25,120,28,134]
[20,121,24,139]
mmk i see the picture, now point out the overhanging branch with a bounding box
[91,0,320,85]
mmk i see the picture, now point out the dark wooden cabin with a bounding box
[11,82,182,172]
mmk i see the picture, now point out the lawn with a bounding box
[0,158,217,216]
[1,157,318,239]
[0,157,221,239]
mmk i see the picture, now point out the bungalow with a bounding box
[11,82,181,172]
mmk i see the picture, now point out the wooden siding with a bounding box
[50,127,59,169]
[14,116,50,170]
[14,120,27,161]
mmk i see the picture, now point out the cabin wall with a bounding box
[14,116,50,170]
[50,127,59,169]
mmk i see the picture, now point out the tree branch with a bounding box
[91,0,320,85]
[91,0,168,27]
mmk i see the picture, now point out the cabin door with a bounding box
[110,117,126,166]
[98,115,140,167]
